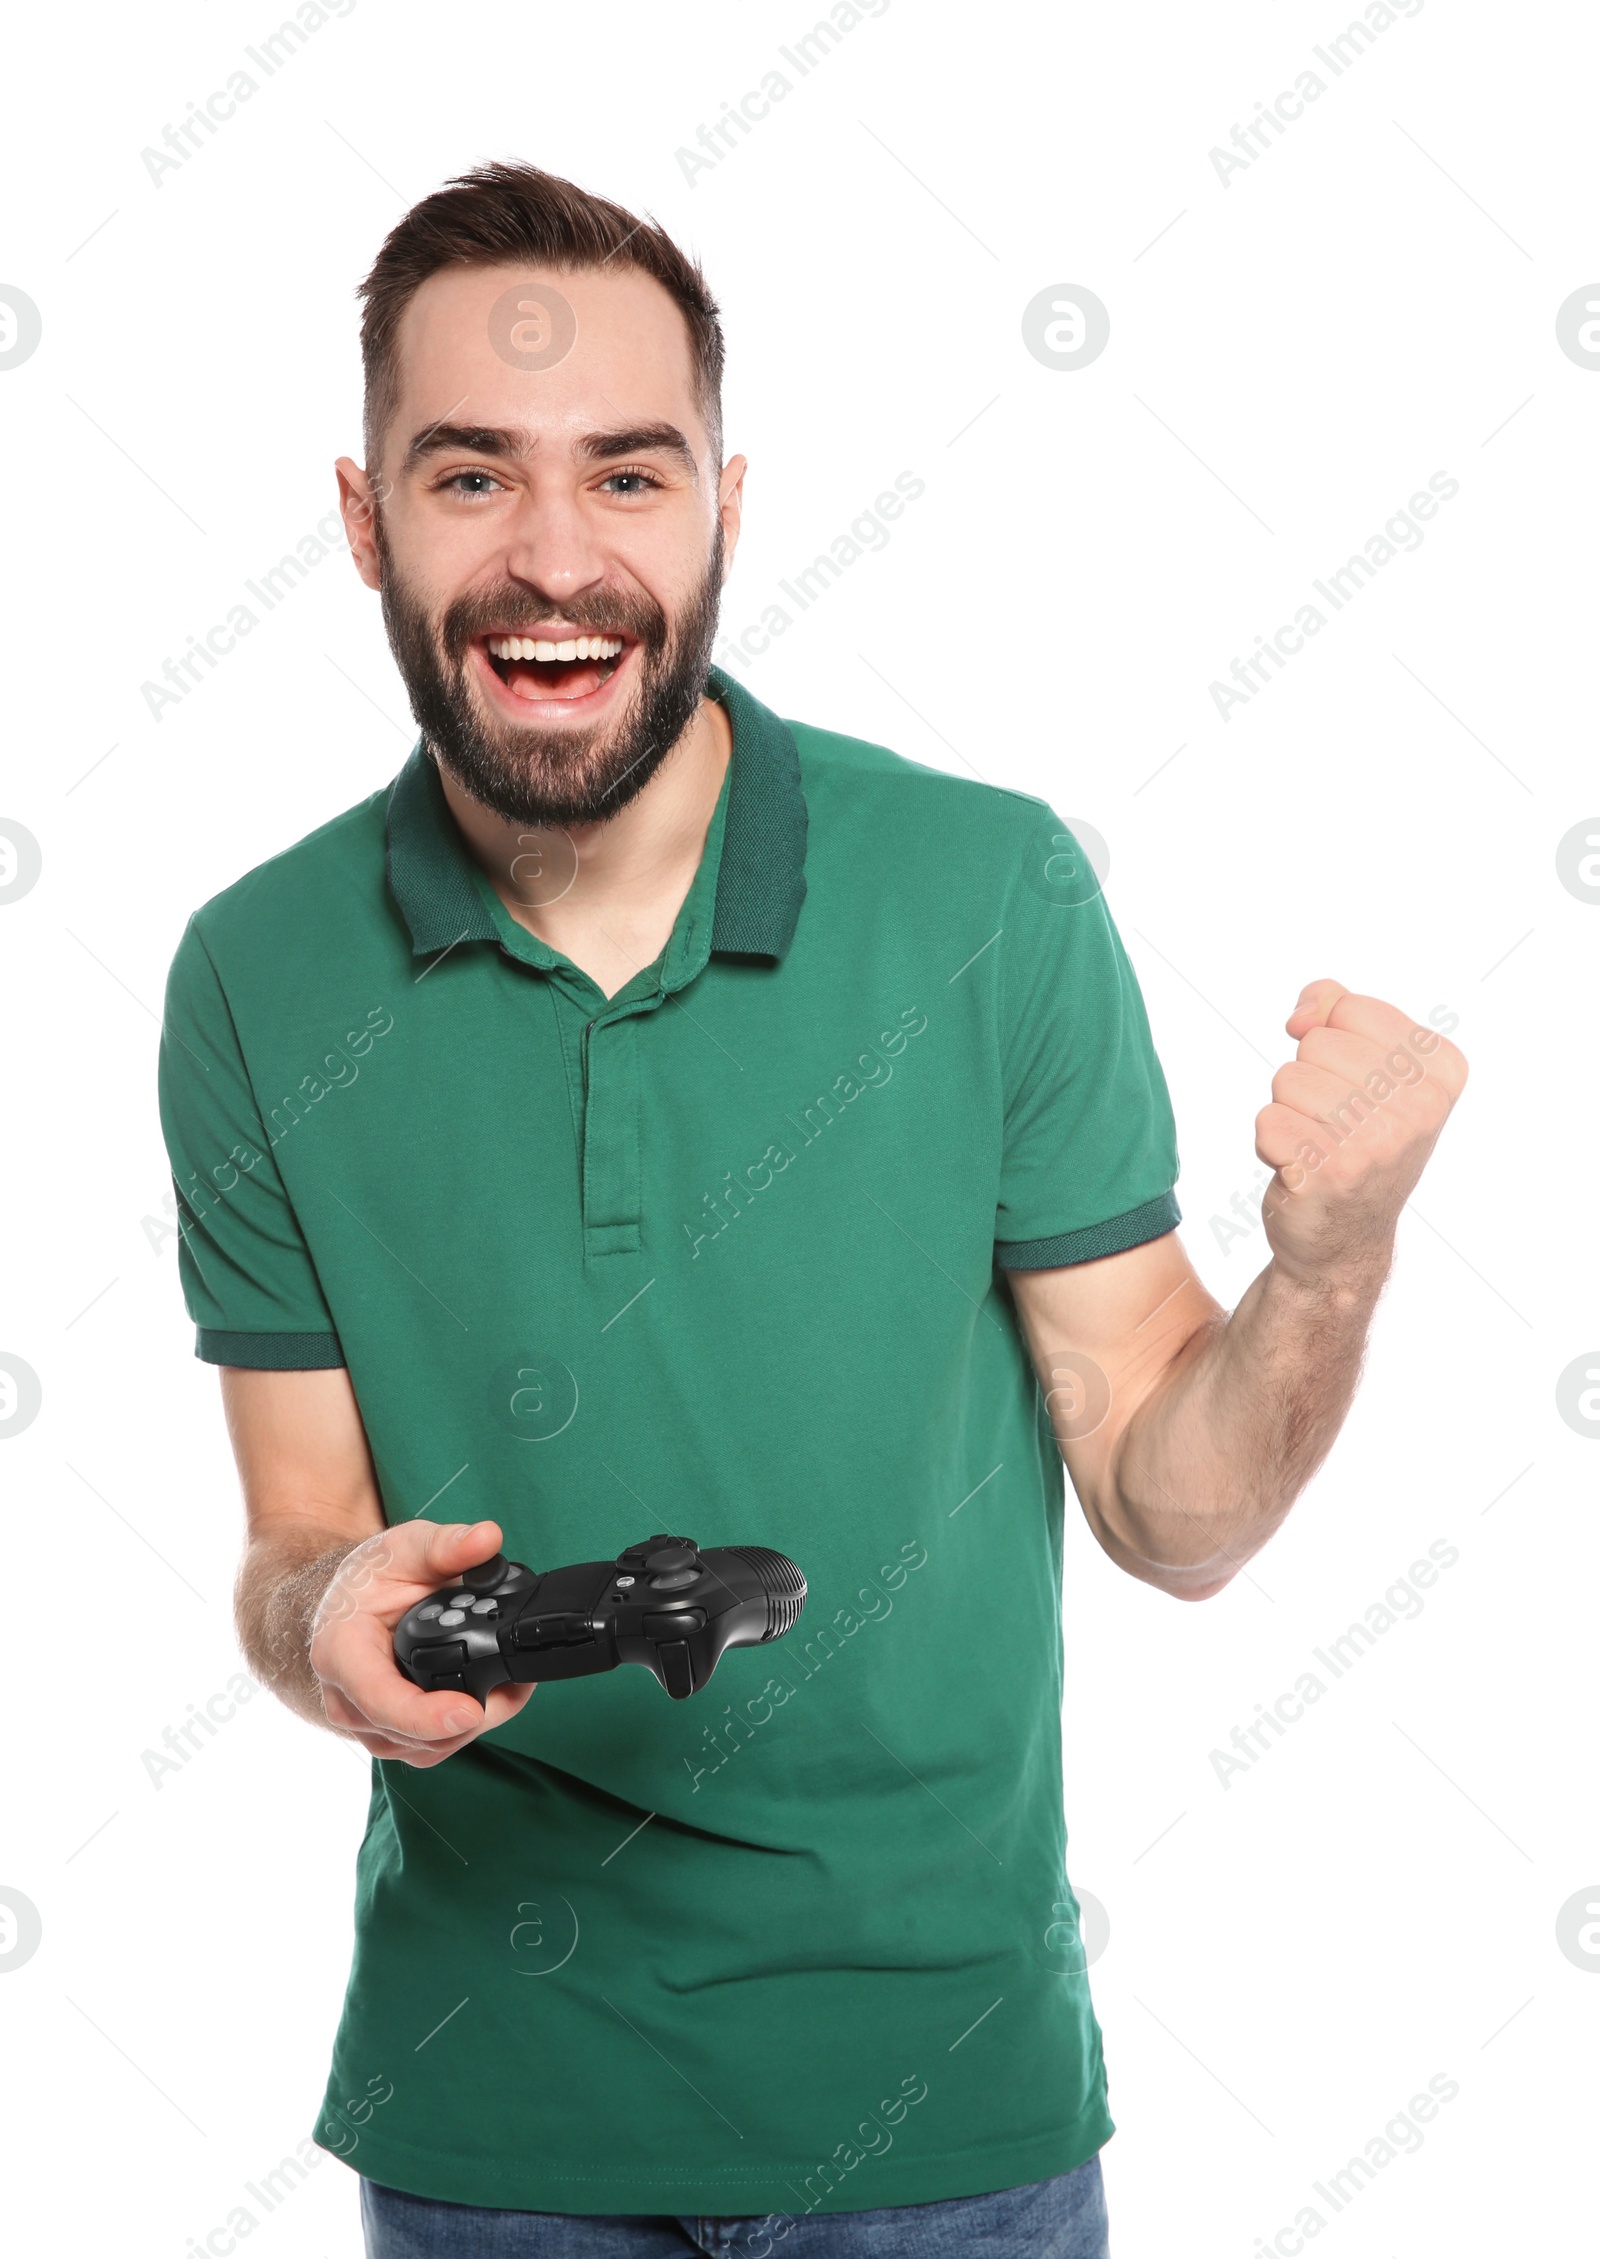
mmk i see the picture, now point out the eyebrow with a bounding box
[402,420,698,477]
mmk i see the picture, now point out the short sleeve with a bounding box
[994,810,1181,1269]
[157,917,346,1367]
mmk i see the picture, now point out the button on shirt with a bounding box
[157,665,1181,2217]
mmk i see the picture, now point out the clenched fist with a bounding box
[1254,980,1468,1288]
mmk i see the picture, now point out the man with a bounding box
[157,162,1466,2259]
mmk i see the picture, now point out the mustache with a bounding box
[439,586,667,660]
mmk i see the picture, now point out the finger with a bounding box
[320,1612,486,1742]
[399,1517,506,1585]
[1285,978,1349,1039]
[1270,1057,1406,1132]
[481,1682,537,1730]
[326,1674,536,1765]
[321,1684,476,1762]
[1254,1100,1331,1172]
[323,1518,508,1628]
[427,1516,504,1572]
[1291,1022,1432,1091]
[1289,985,1427,1054]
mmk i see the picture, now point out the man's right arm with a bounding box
[223,1366,535,1765]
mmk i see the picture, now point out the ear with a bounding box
[716,452,748,585]
[335,456,385,592]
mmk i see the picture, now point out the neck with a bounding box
[434,693,732,1000]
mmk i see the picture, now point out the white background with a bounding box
[1,1,1595,2252]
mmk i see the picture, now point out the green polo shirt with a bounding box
[157,665,1181,2218]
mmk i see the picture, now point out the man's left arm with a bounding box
[1007,979,1468,1600]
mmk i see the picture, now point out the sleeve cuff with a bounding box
[996,1190,1181,1271]
[196,1328,346,1369]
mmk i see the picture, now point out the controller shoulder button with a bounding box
[642,1607,707,1638]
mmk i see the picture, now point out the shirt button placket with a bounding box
[581,1009,643,1260]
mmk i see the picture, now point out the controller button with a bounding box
[643,1608,707,1637]
[412,1640,468,1675]
[644,1543,697,1572]
[438,1609,466,1627]
[648,1567,699,1591]
[657,1641,695,1699]
[615,1574,636,1587]
[418,1603,444,1620]
[512,1613,593,1651]
[471,1599,497,1616]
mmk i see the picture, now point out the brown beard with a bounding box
[375,514,725,827]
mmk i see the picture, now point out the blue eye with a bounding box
[600,470,659,496]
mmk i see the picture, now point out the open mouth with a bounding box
[479,631,631,706]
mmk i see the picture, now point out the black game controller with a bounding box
[394,1534,807,1704]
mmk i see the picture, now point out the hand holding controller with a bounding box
[394,1533,807,1703]
[309,1518,538,1768]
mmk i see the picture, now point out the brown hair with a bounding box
[356,159,725,471]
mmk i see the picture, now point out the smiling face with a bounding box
[341,261,743,827]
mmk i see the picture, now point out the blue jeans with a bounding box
[361,2152,1109,2256]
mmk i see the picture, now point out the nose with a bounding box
[498,480,609,611]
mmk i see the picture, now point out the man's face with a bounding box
[340,262,743,827]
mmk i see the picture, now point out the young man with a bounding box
[157,163,1466,2259]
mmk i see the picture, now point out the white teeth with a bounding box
[485,634,624,661]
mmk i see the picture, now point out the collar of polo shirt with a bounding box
[384,663,809,965]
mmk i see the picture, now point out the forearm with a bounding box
[235,1523,363,1729]
[1098,1247,1392,1596]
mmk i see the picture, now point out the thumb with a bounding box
[421,1518,503,1577]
